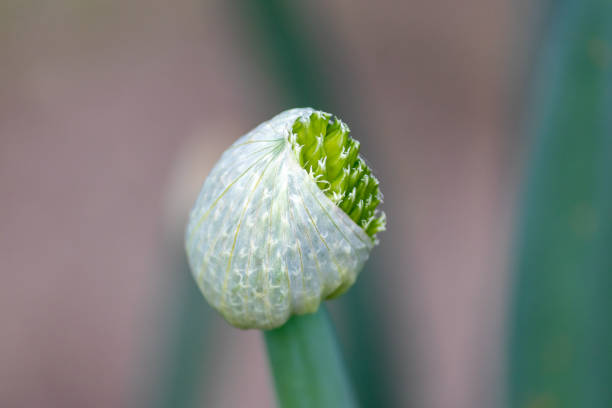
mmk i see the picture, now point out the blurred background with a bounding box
[2,1,599,407]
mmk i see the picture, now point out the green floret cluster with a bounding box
[289,111,386,239]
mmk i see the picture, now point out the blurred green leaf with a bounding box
[234,0,330,108]
[509,0,612,407]
[333,262,400,408]
[135,243,212,408]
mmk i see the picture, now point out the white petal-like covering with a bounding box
[185,108,374,329]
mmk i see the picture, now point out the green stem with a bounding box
[235,0,397,405]
[264,306,358,408]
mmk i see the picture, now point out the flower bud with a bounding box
[185,108,385,329]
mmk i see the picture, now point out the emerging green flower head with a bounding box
[185,108,385,329]
[289,111,385,238]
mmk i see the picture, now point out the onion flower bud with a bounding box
[185,108,385,329]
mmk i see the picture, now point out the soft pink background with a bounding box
[1,1,522,407]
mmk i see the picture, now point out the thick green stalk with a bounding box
[264,306,357,408]
[509,0,612,407]
[233,1,396,406]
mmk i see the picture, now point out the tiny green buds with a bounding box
[185,108,385,329]
[289,111,385,238]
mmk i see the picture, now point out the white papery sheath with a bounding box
[185,108,374,329]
